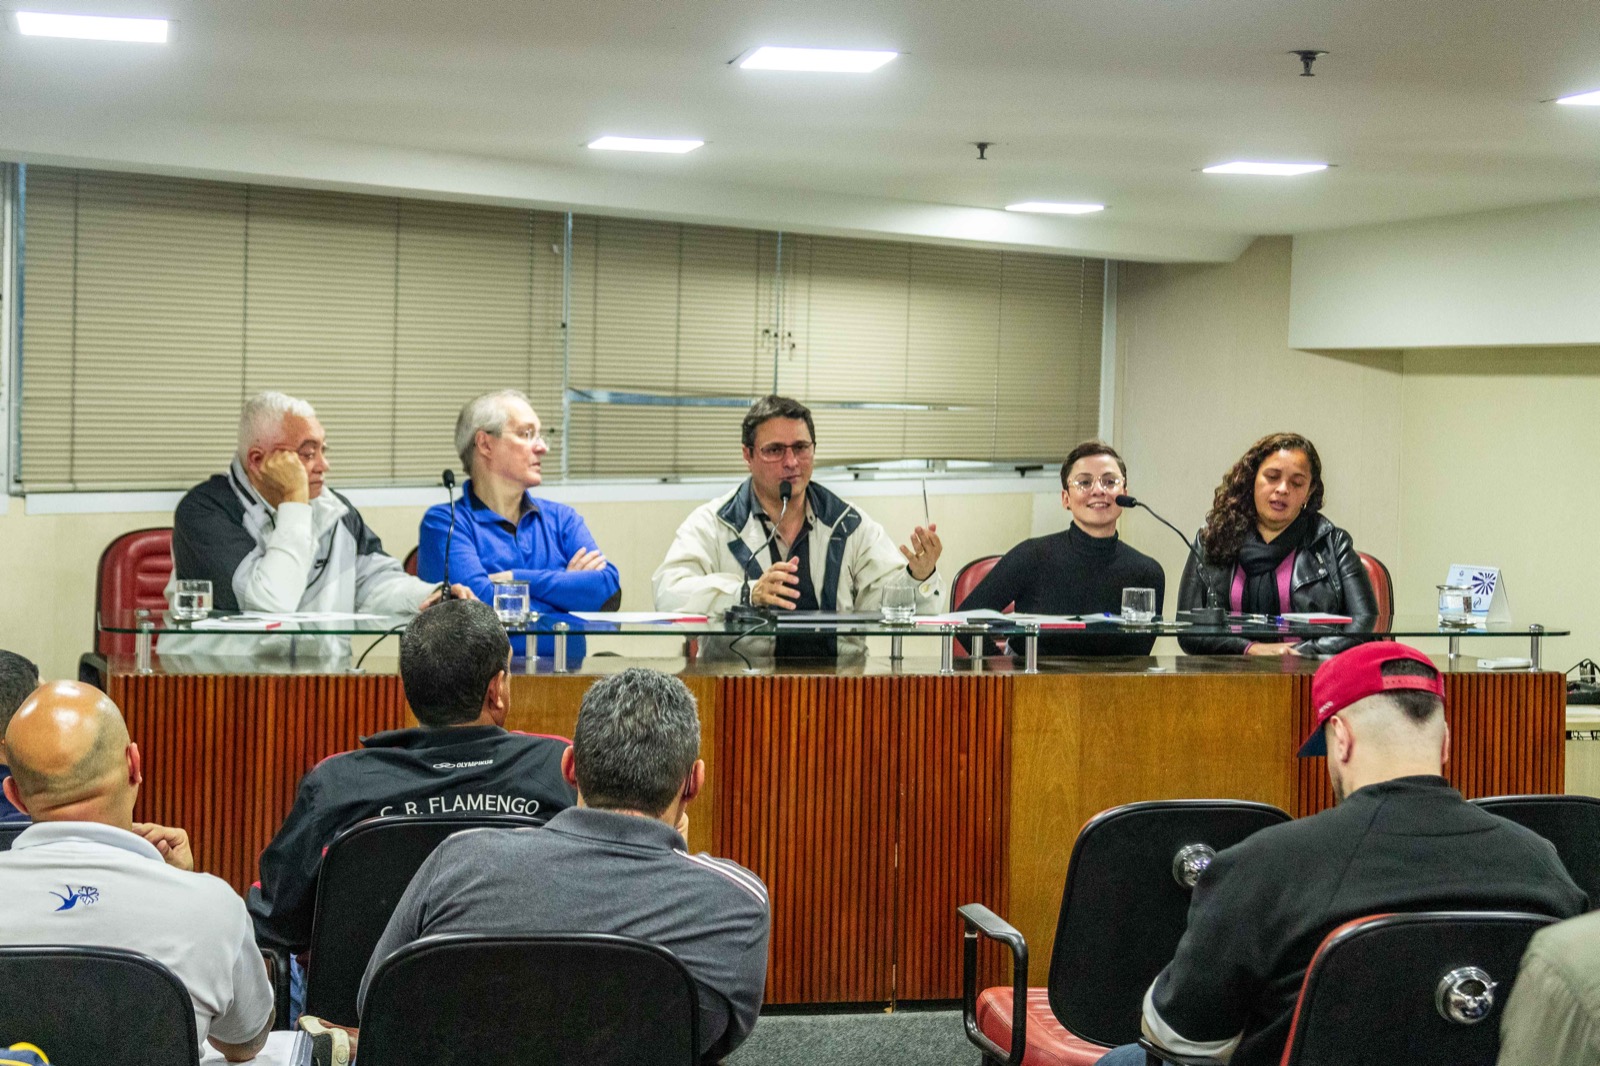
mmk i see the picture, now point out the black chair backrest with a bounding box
[1048,799,1292,1046]
[1281,911,1555,1066]
[0,822,27,851]
[0,945,200,1064]
[358,932,700,1066]
[303,813,546,1027]
[1473,795,1600,907]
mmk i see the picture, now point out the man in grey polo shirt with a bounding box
[0,681,273,1061]
[360,668,770,1061]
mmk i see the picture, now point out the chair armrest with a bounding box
[78,652,107,692]
[958,903,1030,1066]
[1137,1036,1228,1066]
[262,945,293,1030]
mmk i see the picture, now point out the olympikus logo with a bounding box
[50,885,99,911]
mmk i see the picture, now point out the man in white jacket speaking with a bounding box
[653,395,944,662]
[162,391,467,662]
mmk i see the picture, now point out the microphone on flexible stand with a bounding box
[724,480,793,626]
[1115,494,1224,624]
[440,469,459,599]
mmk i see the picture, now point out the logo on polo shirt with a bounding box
[50,885,99,911]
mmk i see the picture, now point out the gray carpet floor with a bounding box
[726,1008,973,1066]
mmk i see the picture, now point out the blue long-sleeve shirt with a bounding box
[418,482,619,659]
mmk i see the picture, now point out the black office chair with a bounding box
[0,822,28,851]
[0,945,200,1064]
[1270,911,1555,1066]
[960,799,1292,1065]
[1473,794,1600,907]
[300,813,545,1027]
[358,932,700,1066]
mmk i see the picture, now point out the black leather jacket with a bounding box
[1177,513,1378,656]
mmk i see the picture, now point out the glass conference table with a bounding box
[106,608,1565,674]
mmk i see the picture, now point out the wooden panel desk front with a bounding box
[106,655,1563,1006]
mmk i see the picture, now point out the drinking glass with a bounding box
[1438,584,1475,627]
[881,575,918,624]
[493,581,531,626]
[172,579,213,621]
[1121,587,1157,624]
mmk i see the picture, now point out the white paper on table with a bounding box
[201,1030,311,1065]
[912,609,1010,625]
[570,611,710,623]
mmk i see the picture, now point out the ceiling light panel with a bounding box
[14,11,169,41]
[587,136,704,154]
[1555,90,1600,106]
[1203,161,1328,176]
[1005,202,1106,214]
[738,46,898,72]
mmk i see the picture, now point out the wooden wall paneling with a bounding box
[893,674,1010,1000]
[1008,672,1300,978]
[713,676,898,1004]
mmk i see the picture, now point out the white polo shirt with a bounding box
[0,822,273,1049]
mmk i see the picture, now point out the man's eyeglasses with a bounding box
[756,441,814,462]
[1067,475,1125,494]
[503,428,547,448]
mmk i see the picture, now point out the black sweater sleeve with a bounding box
[959,541,1036,613]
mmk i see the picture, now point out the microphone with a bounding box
[1115,494,1224,624]
[725,480,793,625]
[440,469,459,599]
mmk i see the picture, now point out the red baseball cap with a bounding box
[1298,641,1445,758]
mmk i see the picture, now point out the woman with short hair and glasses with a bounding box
[417,389,619,659]
[1177,432,1376,657]
[962,440,1165,657]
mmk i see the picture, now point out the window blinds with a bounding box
[15,164,1104,490]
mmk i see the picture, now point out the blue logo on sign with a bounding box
[50,885,99,911]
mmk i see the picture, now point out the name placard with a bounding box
[1445,564,1511,623]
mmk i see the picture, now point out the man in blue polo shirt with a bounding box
[418,390,619,660]
[0,650,40,822]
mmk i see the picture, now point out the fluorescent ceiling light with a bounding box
[1203,161,1328,176]
[1005,201,1106,215]
[587,136,704,154]
[738,46,898,73]
[14,11,168,41]
[1555,89,1600,106]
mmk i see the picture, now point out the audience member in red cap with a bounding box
[1094,641,1587,1066]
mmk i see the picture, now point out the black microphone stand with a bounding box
[1115,494,1224,625]
[440,469,459,599]
[724,481,792,626]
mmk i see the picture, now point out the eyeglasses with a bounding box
[1067,475,1125,494]
[756,441,814,462]
[503,428,547,448]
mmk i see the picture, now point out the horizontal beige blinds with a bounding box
[17,164,1104,489]
[19,167,565,490]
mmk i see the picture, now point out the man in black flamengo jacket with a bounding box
[248,598,574,955]
[1094,641,1587,1066]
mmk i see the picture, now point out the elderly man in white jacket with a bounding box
[653,396,943,661]
[161,391,467,663]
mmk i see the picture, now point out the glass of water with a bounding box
[172,579,213,621]
[1438,584,1475,627]
[881,574,918,625]
[1121,587,1157,624]
[493,581,531,626]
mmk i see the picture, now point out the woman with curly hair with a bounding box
[1177,433,1376,656]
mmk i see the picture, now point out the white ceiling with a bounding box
[2,0,1599,262]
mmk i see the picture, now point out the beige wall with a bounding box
[0,482,1054,684]
[1114,236,1404,643]
[1398,347,1600,660]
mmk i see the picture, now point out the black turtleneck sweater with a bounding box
[961,523,1166,657]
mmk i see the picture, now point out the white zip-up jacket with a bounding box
[652,479,943,661]
[159,457,435,664]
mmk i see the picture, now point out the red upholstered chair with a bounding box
[960,800,1291,1066]
[79,527,173,689]
[1266,911,1555,1066]
[953,554,1004,612]
[1358,551,1393,628]
[403,546,419,576]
